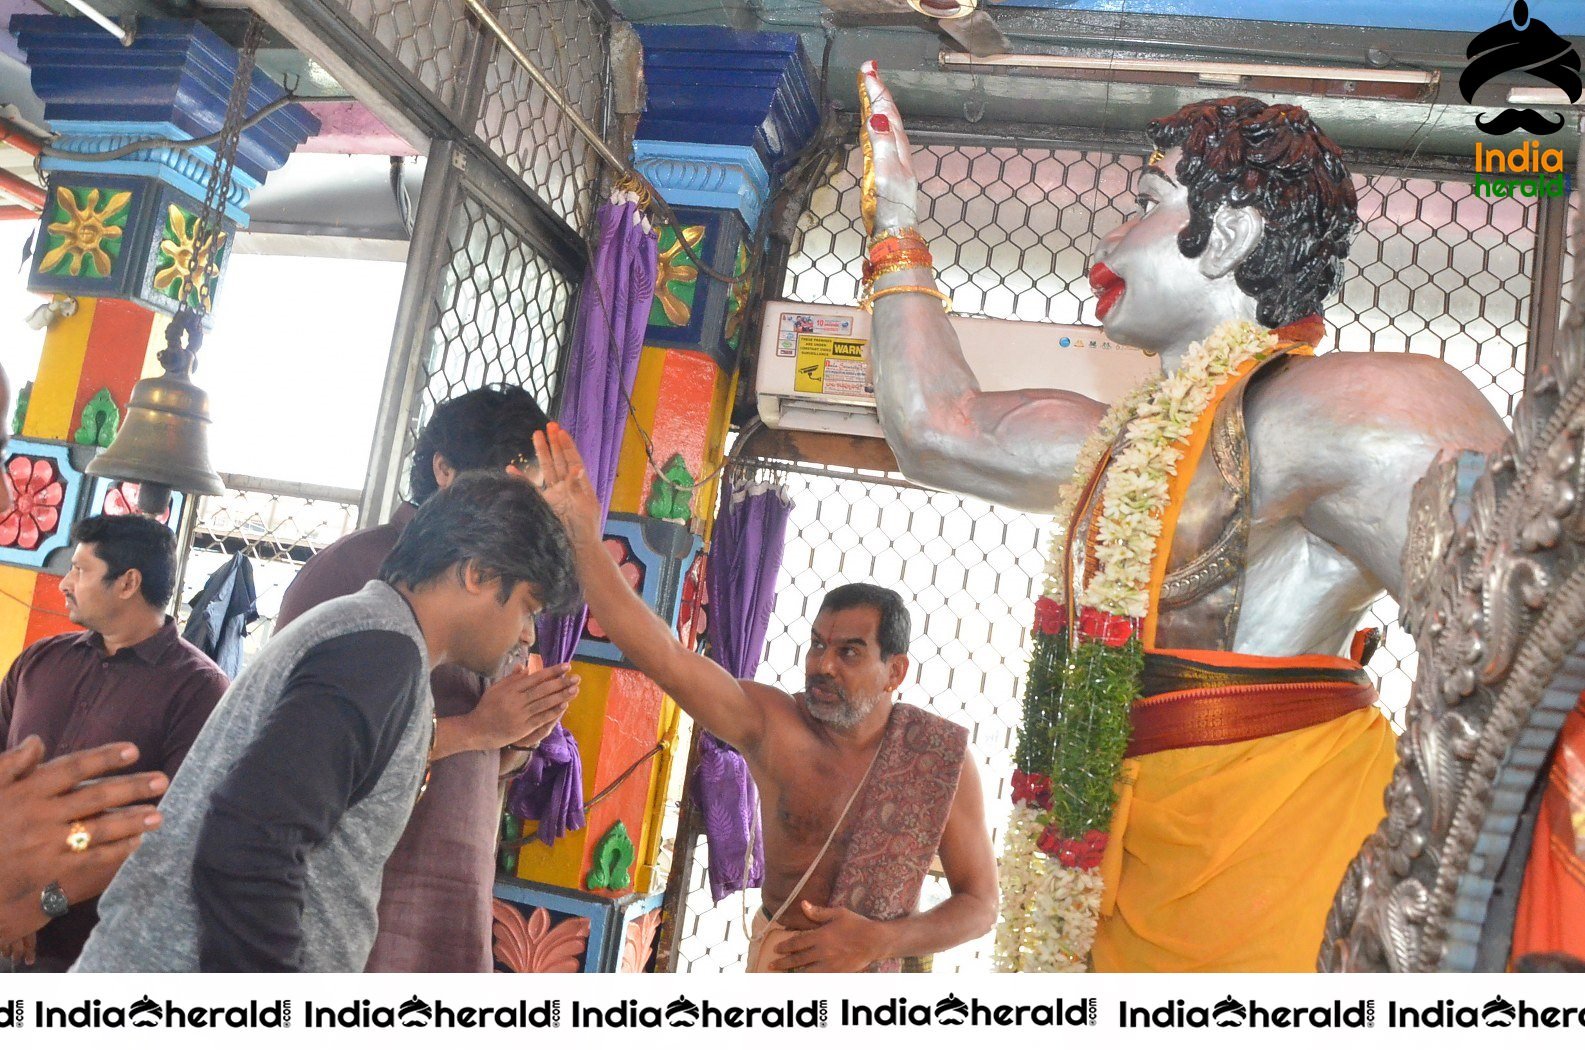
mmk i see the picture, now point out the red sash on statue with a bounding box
[1511,697,1585,964]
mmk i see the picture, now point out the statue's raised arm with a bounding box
[859,63,1105,513]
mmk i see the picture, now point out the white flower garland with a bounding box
[1000,319,1280,972]
[994,803,1103,972]
[1039,382,1157,601]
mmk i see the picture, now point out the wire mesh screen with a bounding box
[401,186,578,498]
[669,137,1551,973]
[336,0,479,117]
[475,0,608,235]
[1335,178,1537,719]
[322,0,609,236]
[785,143,1140,324]
[1336,177,1536,418]
[174,478,362,666]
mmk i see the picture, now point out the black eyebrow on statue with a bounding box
[1143,164,1178,187]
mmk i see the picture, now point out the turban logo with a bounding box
[934,993,970,1025]
[665,996,701,1026]
[397,996,433,1026]
[1461,0,1581,135]
[1211,996,1248,1027]
[1481,995,1518,1026]
[128,996,162,1027]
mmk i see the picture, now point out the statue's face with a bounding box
[1090,147,1245,353]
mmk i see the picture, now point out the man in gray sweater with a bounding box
[74,473,579,972]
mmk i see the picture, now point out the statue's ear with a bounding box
[1199,204,1263,279]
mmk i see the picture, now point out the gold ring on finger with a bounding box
[67,821,92,853]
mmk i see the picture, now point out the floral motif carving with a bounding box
[491,901,590,973]
[153,204,225,311]
[620,908,663,973]
[39,186,131,278]
[100,482,175,525]
[588,820,636,892]
[0,454,65,550]
[650,224,705,327]
[584,538,640,641]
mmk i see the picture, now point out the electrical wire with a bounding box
[39,94,301,164]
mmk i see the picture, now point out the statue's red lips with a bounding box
[1090,263,1124,321]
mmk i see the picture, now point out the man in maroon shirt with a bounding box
[0,367,170,958]
[274,385,579,972]
[0,514,228,969]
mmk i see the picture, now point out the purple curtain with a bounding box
[694,481,792,901]
[509,196,656,845]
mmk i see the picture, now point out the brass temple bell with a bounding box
[86,312,225,515]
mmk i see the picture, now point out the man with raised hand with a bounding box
[536,423,996,973]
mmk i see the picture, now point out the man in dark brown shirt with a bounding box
[0,514,228,969]
[274,385,578,972]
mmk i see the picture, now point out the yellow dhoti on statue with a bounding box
[1093,689,1395,972]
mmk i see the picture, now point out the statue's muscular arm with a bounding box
[1251,351,1509,598]
[868,290,1106,512]
[860,63,1105,513]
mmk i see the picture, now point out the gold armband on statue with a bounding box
[861,285,952,313]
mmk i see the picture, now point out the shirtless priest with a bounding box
[535,425,996,973]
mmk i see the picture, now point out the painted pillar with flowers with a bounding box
[0,16,316,665]
[492,24,816,973]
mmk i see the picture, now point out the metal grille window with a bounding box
[1336,177,1536,418]
[175,476,362,663]
[396,185,578,502]
[475,0,609,235]
[337,0,479,115]
[669,135,1551,973]
[271,3,609,521]
[421,193,576,416]
[318,0,609,236]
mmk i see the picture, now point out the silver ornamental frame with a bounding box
[1323,152,1585,973]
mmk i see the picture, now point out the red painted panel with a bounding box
[579,666,665,892]
[72,298,156,433]
[645,350,721,475]
[24,572,75,649]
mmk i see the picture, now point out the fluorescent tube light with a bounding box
[62,0,134,46]
[1506,86,1577,106]
[939,52,1439,102]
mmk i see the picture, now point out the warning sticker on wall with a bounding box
[776,311,853,358]
[794,335,871,397]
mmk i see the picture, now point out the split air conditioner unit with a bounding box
[755,299,1159,439]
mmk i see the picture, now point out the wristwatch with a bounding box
[40,881,68,919]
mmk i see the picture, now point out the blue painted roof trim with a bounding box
[634,23,819,176]
[11,16,318,183]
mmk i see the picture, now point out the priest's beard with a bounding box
[801,676,884,730]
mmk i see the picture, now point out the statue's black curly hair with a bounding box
[1147,97,1359,330]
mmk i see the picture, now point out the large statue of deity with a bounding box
[856,64,1511,971]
